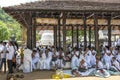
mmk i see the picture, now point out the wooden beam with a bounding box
[72,26,74,48]
[54,26,57,48]
[94,13,99,51]
[89,26,91,47]
[76,26,79,48]
[62,12,67,54]
[32,16,36,48]
[83,14,87,50]
[58,17,61,49]
[25,12,32,49]
[108,17,112,47]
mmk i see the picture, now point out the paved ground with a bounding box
[0,71,120,80]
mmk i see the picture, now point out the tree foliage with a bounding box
[0,8,22,41]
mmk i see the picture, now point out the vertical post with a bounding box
[83,14,87,50]
[72,26,74,48]
[62,12,66,54]
[76,26,79,48]
[58,17,61,49]
[32,13,36,48]
[89,26,91,48]
[26,12,32,49]
[94,13,99,51]
[107,17,111,47]
[54,26,57,49]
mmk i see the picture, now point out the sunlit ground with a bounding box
[0,70,120,80]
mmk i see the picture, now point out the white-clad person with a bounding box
[6,41,15,74]
[44,49,52,70]
[23,47,32,73]
[84,47,92,68]
[110,57,120,72]
[102,50,113,70]
[78,48,84,62]
[39,50,46,70]
[90,47,97,68]
[0,42,7,73]
[57,48,65,69]
[51,49,59,70]
[95,57,110,78]
[31,48,40,70]
[71,48,79,69]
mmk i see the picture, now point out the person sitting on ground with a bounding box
[32,48,40,70]
[110,57,120,72]
[78,59,88,72]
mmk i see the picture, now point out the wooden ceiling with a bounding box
[2,0,120,30]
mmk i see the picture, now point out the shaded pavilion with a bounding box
[2,0,120,53]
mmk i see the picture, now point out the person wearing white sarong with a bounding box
[51,49,59,69]
[71,48,79,69]
[78,48,84,62]
[45,49,52,70]
[57,48,65,69]
[39,50,46,70]
[110,57,120,72]
[84,47,92,68]
[95,58,110,78]
[102,51,113,70]
[23,48,32,73]
[78,59,88,72]
[90,47,97,68]
[32,49,40,70]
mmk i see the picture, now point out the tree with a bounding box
[0,8,22,41]
[0,21,9,40]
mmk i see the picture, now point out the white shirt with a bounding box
[112,60,120,70]
[98,61,104,69]
[6,46,14,60]
[1,45,7,58]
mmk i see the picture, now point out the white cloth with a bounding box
[90,53,96,67]
[71,55,79,68]
[32,52,40,69]
[79,54,84,62]
[0,45,7,58]
[98,61,104,69]
[102,54,113,69]
[23,49,32,73]
[84,50,92,68]
[112,60,120,71]
[6,46,14,60]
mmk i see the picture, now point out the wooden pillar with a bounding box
[54,26,57,48]
[107,17,111,47]
[89,26,91,48]
[76,26,79,48]
[62,13,66,54]
[58,17,61,49]
[94,14,99,51]
[32,15,36,48]
[83,15,87,50]
[72,26,74,48]
[26,12,32,49]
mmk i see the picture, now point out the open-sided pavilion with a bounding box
[2,0,120,53]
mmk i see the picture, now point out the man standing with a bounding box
[6,41,14,74]
[0,42,7,73]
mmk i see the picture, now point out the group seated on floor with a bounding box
[16,44,120,78]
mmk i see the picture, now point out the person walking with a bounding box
[0,42,7,73]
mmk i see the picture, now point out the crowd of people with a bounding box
[0,40,120,78]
